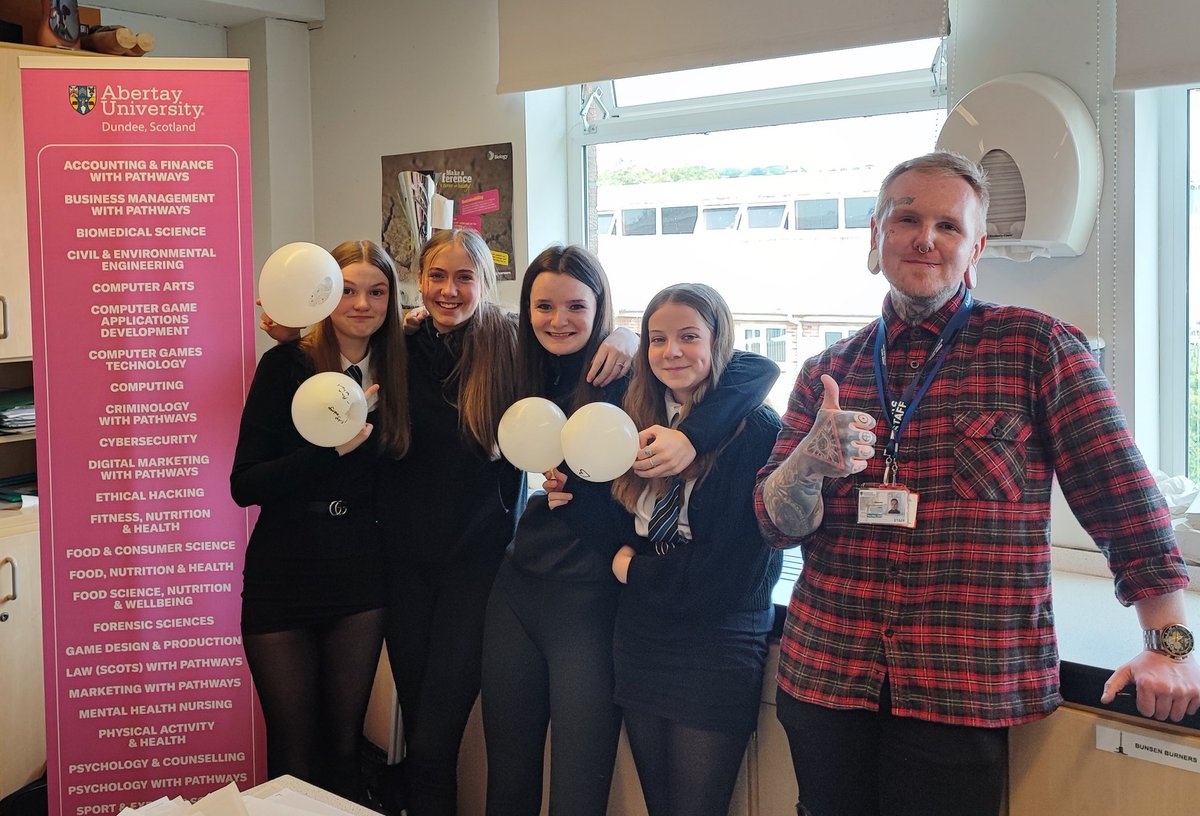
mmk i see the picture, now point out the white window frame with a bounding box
[1158,86,1190,477]
[565,68,944,247]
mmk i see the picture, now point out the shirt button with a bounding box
[909,360,921,369]
[884,628,895,638]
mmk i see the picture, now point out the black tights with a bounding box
[242,608,385,802]
[622,708,750,816]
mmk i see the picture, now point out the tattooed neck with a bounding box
[889,286,958,326]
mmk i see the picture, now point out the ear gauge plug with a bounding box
[965,264,978,289]
[867,248,880,274]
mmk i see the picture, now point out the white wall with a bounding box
[949,0,1154,447]
[307,0,548,309]
[92,6,227,57]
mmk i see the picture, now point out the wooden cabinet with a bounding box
[1009,704,1200,814]
[0,514,44,799]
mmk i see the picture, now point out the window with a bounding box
[766,327,787,362]
[662,205,699,234]
[747,204,788,229]
[743,328,762,354]
[844,196,877,229]
[597,211,616,235]
[796,198,839,230]
[703,206,740,230]
[621,207,656,236]
[1185,89,1200,475]
[570,38,945,418]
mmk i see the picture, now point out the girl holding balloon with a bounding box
[609,283,782,816]
[480,248,778,816]
[374,229,636,816]
[231,239,409,802]
[257,230,632,816]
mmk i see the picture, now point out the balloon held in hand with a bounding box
[560,402,639,482]
[259,242,343,328]
[498,397,568,473]
[291,372,368,447]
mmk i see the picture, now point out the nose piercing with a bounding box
[917,243,931,254]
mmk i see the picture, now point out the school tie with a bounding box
[647,477,685,556]
[345,364,363,385]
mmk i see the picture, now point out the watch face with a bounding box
[1162,624,1195,658]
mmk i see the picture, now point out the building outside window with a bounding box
[570,38,947,413]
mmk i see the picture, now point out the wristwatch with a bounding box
[1143,623,1195,661]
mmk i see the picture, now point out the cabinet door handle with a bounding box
[0,294,8,340]
[1,556,16,602]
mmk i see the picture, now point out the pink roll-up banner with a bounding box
[20,57,263,816]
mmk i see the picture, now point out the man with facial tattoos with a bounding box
[754,151,1200,816]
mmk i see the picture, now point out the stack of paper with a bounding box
[0,387,34,433]
[119,780,364,816]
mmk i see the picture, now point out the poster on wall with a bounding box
[21,56,262,816]
[381,142,514,305]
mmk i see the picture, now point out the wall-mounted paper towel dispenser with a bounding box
[935,72,1101,262]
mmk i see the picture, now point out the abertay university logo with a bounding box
[69,84,96,115]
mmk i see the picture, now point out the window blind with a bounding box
[497,0,948,94]
[1113,0,1200,91]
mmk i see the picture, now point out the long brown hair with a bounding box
[612,283,735,512]
[299,239,411,457]
[515,244,614,412]
[419,229,517,456]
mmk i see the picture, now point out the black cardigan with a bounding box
[376,319,525,565]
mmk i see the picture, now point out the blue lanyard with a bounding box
[872,289,973,484]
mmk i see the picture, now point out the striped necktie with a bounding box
[647,477,685,556]
[345,364,363,385]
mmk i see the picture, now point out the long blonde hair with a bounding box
[300,239,411,457]
[612,283,735,512]
[418,229,517,455]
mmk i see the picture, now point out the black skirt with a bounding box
[613,606,773,734]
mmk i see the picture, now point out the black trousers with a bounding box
[480,561,623,816]
[383,547,504,816]
[775,684,1008,816]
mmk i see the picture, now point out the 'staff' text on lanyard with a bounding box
[872,289,973,485]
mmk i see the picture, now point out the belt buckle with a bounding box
[327,500,348,516]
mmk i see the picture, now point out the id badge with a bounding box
[858,485,918,528]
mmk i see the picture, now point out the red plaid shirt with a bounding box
[756,289,1188,727]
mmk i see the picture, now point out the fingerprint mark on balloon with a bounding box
[308,275,334,307]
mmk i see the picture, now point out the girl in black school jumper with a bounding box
[231,240,410,804]
[481,248,778,816]
[376,230,634,816]
[609,283,782,816]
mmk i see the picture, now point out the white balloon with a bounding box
[498,397,567,473]
[259,242,344,328]
[560,402,639,482]
[291,372,368,448]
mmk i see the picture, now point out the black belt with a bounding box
[306,500,349,516]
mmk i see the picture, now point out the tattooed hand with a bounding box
[796,375,876,478]
[760,374,877,537]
